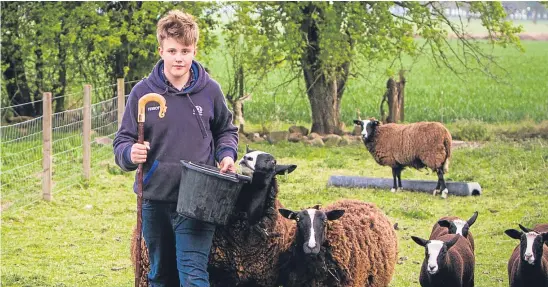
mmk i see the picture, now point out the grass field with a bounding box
[2,138,548,286]
[208,38,548,125]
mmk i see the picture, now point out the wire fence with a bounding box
[1,80,131,213]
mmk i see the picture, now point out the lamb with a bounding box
[429,211,478,250]
[353,118,452,198]
[411,234,475,287]
[278,199,398,287]
[504,223,548,287]
[131,148,298,287]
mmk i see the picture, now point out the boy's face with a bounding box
[159,37,197,83]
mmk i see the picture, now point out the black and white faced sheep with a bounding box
[131,148,298,287]
[430,211,478,251]
[411,234,475,287]
[504,223,548,287]
[353,119,452,198]
[208,147,298,287]
[279,199,398,287]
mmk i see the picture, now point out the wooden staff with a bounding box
[135,93,167,287]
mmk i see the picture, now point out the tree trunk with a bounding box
[1,3,34,117]
[385,70,406,123]
[227,65,249,134]
[53,20,68,113]
[398,70,406,122]
[300,3,350,135]
[4,49,34,117]
[386,78,400,123]
[302,68,344,135]
[33,29,44,116]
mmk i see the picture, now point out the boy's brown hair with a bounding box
[157,10,199,47]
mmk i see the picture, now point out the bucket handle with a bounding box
[233,173,252,183]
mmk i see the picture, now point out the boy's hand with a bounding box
[131,141,150,164]
[219,157,236,173]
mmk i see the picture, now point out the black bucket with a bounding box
[177,160,251,225]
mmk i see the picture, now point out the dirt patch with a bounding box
[452,140,483,150]
[1,201,14,212]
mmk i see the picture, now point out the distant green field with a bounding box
[207,38,548,126]
[452,19,548,34]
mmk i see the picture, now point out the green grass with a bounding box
[206,39,548,125]
[2,139,547,286]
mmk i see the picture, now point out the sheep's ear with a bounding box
[518,224,532,233]
[411,236,428,247]
[505,229,522,240]
[438,219,451,228]
[326,210,345,221]
[279,209,297,220]
[542,233,548,245]
[245,145,255,154]
[445,235,460,249]
[467,211,478,227]
[353,120,363,126]
[275,164,297,175]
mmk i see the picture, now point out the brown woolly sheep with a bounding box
[429,211,478,250]
[131,148,297,287]
[279,199,398,287]
[130,228,148,287]
[533,223,548,233]
[353,119,452,198]
[412,234,475,287]
[505,223,548,287]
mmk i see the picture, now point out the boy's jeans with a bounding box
[142,199,216,287]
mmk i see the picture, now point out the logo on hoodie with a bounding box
[192,105,203,116]
[147,106,160,112]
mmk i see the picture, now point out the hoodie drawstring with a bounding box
[185,94,208,139]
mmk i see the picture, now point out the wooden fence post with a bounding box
[42,92,52,201]
[117,78,125,129]
[83,85,91,180]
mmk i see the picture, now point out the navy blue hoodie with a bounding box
[113,60,239,202]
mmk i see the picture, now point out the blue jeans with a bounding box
[142,200,216,287]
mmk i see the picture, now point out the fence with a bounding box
[0,79,131,212]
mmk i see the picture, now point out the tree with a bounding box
[1,2,221,116]
[103,2,220,95]
[229,1,523,134]
[220,3,286,134]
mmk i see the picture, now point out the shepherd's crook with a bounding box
[135,93,167,287]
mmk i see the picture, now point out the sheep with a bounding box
[278,199,398,287]
[208,147,298,286]
[504,223,548,287]
[429,211,478,250]
[353,118,452,198]
[411,234,475,287]
[131,147,297,287]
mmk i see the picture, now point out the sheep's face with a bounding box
[239,148,297,177]
[411,235,459,275]
[505,227,548,265]
[239,151,271,176]
[353,119,379,142]
[439,219,469,237]
[279,208,345,256]
[438,211,478,238]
